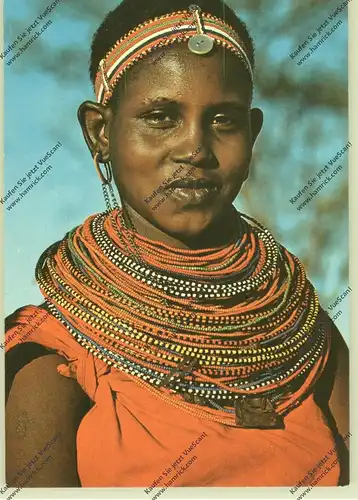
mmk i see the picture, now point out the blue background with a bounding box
[4,0,349,340]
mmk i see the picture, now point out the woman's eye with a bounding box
[142,110,177,126]
[212,114,244,130]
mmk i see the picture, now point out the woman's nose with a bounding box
[171,122,217,168]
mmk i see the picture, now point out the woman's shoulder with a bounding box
[4,302,82,358]
[5,304,57,393]
[6,351,90,486]
[4,305,91,486]
[4,303,52,344]
[5,303,45,325]
[4,302,92,395]
[5,302,107,402]
[4,302,86,398]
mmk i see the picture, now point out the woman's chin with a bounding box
[124,199,233,248]
[152,209,222,240]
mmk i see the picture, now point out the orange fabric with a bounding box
[4,305,341,488]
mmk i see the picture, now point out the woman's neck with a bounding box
[121,203,240,250]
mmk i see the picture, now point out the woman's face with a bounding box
[80,44,263,240]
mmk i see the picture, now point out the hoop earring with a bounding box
[93,153,147,264]
[93,152,119,212]
[93,152,112,185]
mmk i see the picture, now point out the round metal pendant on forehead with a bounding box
[188,34,214,54]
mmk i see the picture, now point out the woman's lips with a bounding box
[167,186,218,204]
[164,176,220,204]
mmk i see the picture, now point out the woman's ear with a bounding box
[77,101,113,161]
[250,107,264,146]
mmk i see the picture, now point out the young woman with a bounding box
[5,0,349,488]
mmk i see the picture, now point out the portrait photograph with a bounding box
[0,0,353,498]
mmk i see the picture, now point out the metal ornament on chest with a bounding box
[235,396,285,429]
[159,355,285,429]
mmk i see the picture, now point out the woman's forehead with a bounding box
[117,44,252,103]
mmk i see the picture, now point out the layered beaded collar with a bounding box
[36,209,330,428]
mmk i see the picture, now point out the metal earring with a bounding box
[93,152,119,212]
[93,153,146,264]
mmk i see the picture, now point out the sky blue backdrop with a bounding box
[4,0,349,340]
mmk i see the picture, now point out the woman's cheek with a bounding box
[223,164,250,196]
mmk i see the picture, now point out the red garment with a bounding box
[5,305,340,487]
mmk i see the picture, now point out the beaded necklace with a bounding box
[35,208,330,428]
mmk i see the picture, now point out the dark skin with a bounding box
[5,43,348,486]
[78,44,263,248]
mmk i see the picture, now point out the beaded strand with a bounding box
[35,208,329,425]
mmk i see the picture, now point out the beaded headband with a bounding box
[95,5,254,106]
